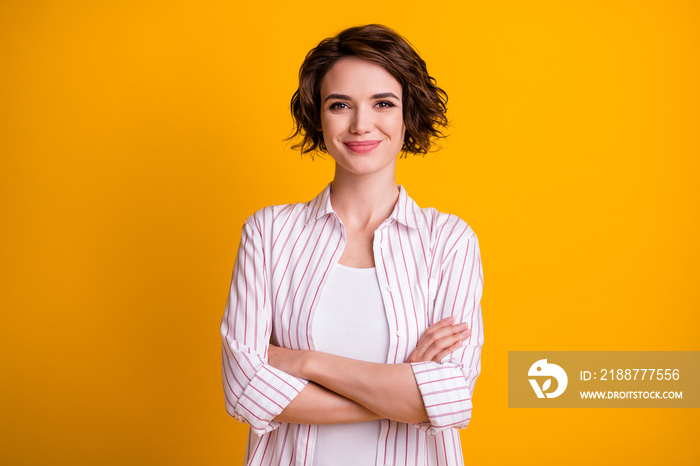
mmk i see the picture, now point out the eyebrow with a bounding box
[324,92,401,102]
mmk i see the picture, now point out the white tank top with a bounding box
[311,263,390,466]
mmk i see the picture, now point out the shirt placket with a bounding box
[373,219,401,365]
[373,219,407,466]
[294,214,347,466]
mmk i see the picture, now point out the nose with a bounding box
[349,107,373,134]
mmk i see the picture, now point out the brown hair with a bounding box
[289,24,448,156]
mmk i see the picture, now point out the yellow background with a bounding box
[1,1,698,464]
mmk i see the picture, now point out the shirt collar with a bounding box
[304,182,425,231]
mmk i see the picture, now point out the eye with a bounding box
[329,102,349,110]
[375,101,396,108]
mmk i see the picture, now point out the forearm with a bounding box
[267,317,471,426]
[301,352,429,424]
[274,381,381,424]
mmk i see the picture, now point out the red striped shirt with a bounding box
[221,184,484,466]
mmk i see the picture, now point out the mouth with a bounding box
[343,140,381,154]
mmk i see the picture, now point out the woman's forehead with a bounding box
[320,57,402,99]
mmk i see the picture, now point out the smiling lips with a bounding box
[343,140,381,154]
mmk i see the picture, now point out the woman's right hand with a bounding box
[406,316,470,363]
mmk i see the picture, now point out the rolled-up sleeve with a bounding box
[221,210,308,436]
[411,229,484,434]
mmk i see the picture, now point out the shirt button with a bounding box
[386,285,394,292]
[396,330,404,337]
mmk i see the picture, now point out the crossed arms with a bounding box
[269,317,470,425]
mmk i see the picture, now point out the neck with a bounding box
[329,169,400,230]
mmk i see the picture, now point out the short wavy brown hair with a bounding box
[289,24,448,156]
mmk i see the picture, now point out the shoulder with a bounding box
[408,204,481,269]
[420,211,481,283]
[243,200,311,236]
[416,205,477,246]
[399,186,477,247]
[243,184,331,235]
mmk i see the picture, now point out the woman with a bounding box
[221,24,484,466]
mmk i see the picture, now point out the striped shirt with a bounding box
[221,183,484,466]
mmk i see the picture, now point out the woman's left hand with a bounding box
[268,344,308,378]
[406,316,470,364]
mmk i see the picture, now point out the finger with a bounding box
[407,347,429,364]
[433,340,463,362]
[415,317,455,343]
[423,324,470,355]
[418,322,468,349]
[420,332,465,361]
[410,320,469,363]
[425,316,456,335]
[427,328,470,362]
[421,321,465,341]
[433,316,457,329]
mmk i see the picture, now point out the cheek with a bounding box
[320,114,342,138]
[394,117,406,140]
[394,112,406,135]
[380,114,404,138]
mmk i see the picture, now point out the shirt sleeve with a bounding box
[410,227,484,434]
[220,210,308,436]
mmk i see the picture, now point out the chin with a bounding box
[341,161,396,177]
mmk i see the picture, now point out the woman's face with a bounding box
[319,56,405,179]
